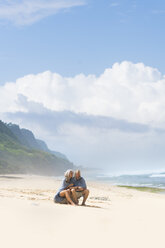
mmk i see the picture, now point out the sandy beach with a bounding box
[0,174,165,248]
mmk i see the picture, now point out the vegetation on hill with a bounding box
[0,120,74,175]
[7,123,68,160]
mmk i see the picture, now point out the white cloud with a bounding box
[1,61,165,172]
[0,0,85,26]
[110,2,120,7]
[1,61,165,128]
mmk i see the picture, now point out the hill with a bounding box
[0,120,74,175]
[7,123,68,160]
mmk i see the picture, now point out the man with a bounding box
[71,170,89,206]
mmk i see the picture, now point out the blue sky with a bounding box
[0,0,165,84]
[0,0,165,173]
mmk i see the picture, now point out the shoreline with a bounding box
[118,185,165,194]
[1,173,165,195]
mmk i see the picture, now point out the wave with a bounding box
[150,174,165,178]
[96,172,165,189]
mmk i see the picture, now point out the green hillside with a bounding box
[0,120,74,175]
[7,123,68,160]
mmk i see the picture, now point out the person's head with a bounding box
[64,169,73,182]
[75,170,81,180]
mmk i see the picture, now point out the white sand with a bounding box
[0,175,165,248]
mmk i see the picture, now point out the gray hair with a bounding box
[64,169,73,182]
[74,170,81,177]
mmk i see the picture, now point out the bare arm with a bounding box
[67,185,86,191]
[69,186,78,190]
[65,184,74,189]
[75,186,84,191]
[68,186,84,191]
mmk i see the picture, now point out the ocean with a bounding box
[96,172,165,189]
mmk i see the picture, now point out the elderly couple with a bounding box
[54,170,89,206]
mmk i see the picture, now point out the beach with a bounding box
[0,175,165,248]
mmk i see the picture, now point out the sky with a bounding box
[0,0,165,174]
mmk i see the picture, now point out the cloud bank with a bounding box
[1,61,165,172]
[1,61,165,128]
[0,0,85,26]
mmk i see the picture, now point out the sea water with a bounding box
[96,172,165,189]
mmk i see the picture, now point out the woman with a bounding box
[54,169,76,206]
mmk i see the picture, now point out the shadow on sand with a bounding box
[80,204,102,209]
[0,176,23,180]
